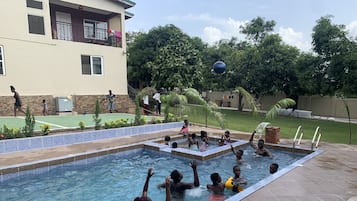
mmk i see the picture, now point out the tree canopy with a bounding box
[127,15,357,98]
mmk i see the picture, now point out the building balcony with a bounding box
[50,1,123,48]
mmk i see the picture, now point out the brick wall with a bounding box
[72,95,135,114]
[0,95,135,116]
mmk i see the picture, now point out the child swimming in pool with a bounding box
[230,145,244,163]
[134,168,154,201]
[207,172,225,201]
[249,130,272,157]
[219,130,231,146]
[158,160,200,200]
[188,133,199,149]
[270,163,279,174]
[231,165,247,193]
[199,131,208,152]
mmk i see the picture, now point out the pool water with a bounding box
[0,147,306,201]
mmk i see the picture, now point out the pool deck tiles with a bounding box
[0,125,356,201]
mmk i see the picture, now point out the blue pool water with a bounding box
[0,146,306,201]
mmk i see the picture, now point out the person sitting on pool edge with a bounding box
[249,130,272,157]
[270,163,279,174]
[134,168,154,201]
[158,160,200,200]
[179,119,189,136]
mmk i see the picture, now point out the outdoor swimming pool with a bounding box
[0,145,308,201]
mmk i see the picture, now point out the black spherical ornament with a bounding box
[213,61,226,74]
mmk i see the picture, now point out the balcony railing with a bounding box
[83,25,107,41]
[53,22,122,47]
[56,21,73,41]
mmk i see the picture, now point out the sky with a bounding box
[125,0,357,52]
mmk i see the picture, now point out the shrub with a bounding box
[40,124,51,135]
[93,99,102,130]
[2,125,23,139]
[104,118,130,129]
[79,121,85,130]
[22,106,35,137]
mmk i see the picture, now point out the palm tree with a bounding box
[163,88,225,128]
[234,86,296,120]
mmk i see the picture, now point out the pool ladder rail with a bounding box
[293,125,304,148]
[293,126,322,150]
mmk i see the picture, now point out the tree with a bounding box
[162,88,225,128]
[127,25,204,90]
[240,17,276,43]
[239,34,300,99]
[312,16,357,95]
[148,30,204,90]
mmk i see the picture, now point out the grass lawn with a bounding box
[183,105,357,145]
[0,113,159,132]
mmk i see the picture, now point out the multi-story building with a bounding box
[0,0,136,115]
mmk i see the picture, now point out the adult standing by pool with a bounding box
[106,89,115,113]
[153,91,161,115]
[158,160,200,200]
[10,85,25,116]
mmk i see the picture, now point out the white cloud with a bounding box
[167,13,314,51]
[278,27,312,52]
[167,13,246,45]
[346,21,357,38]
[201,26,223,45]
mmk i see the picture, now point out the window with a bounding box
[56,12,72,41]
[28,15,45,35]
[83,19,108,40]
[0,46,5,75]
[26,0,43,9]
[81,55,103,75]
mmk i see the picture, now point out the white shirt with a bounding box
[153,92,161,103]
[143,95,149,105]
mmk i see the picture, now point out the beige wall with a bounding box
[206,91,357,119]
[298,96,357,119]
[0,0,128,98]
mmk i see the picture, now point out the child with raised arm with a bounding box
[249,130,272,157]
[134,168,154,201]
[230,145,244,162]
[158,160,200,200]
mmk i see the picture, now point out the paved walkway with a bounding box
[1,126,356,201]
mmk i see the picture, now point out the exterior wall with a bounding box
[206,91,238,108]
[206,91,357,119]
[0,94,135,116]
[0,0,132,115]
[298,96,357,119]
[72,95,135,114]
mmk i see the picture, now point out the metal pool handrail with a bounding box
[293,125,304,148]
[311,126,322,150]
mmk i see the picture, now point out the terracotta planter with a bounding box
[265,126,280,144]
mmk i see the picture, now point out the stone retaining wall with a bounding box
[0,95,135,116]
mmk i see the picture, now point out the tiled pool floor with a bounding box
[0,126,356,201]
